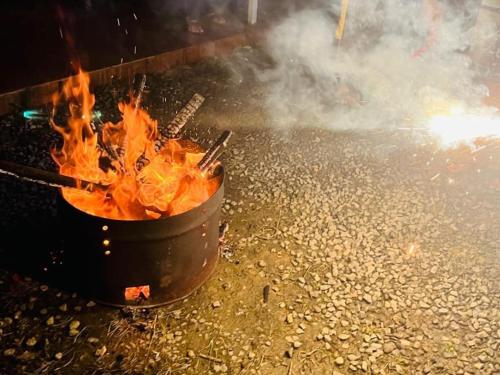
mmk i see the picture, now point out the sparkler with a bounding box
[427,107,500,147]
[23,109,102,122]
[23,109,47,121]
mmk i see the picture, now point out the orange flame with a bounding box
[51,70,219,220]
[124,285,150,300]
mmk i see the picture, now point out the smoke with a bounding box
[255,0,498,130]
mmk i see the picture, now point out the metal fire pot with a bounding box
[58,170,224,308]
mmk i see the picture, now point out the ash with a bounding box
[0,46,498,375]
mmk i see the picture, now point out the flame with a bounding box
[427,106,500,147]
[51,70,219,220]
[124,285,150,300]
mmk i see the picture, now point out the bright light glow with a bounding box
[428,107,500,147]
[23,109,45,120]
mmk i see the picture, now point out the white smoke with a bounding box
[256,0,498,130]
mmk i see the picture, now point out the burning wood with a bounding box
[152,93,205,154]
[0,160,108,191]
[47,70,222,220]
[164,93,205,139]
[133,74,148,113]
[198,130,233,172]
[136,93,205,170]
[90,117,120,163]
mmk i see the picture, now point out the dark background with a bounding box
[0,0,248,94]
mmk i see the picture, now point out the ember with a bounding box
[50,70,221,220]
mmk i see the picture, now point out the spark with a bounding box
[133,13,138,21]
[430,173,440,181]
[471,145,488,154]
[125,29,128,35]
[133,45,137,55]
[120,57,124,64]
[117,18,120,27]
[59,27,63,39]
[408,244,416,255]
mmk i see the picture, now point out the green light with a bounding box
[23,110,42,119]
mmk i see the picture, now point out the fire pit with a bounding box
[58,168,224,307]
[0,71,232,307]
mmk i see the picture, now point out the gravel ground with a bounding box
[0,47,499,374]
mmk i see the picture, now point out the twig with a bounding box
[302,348,322,358]
[255,226,278,240]
[256,206,283,240]
[53,353,76,372]
[287,357,294,375]
[73,326,88,343]
[303,265,312,278]
[198,353,223,363]
[52,317,73,328]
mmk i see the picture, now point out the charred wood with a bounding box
[198,130,232,172]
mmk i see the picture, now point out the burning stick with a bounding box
[0,160,108,191]
[133,74,147,115]
[198,130,232,172]
[164,93,205,139]
[153,93,206,152]
[136,93,206,170]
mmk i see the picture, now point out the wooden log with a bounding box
[163,93,205,139]
[197,130,232,172]
[136,93,205,171]
[90,121,117,160]
[0,160,108,191]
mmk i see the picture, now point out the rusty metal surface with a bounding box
[58,170,224,308]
